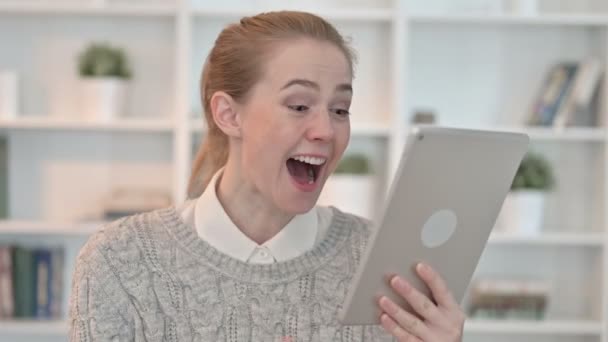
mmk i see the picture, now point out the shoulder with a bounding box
[75,207,171,272]
[324,206,375,259]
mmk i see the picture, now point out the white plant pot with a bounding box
[496,190,546,235]
[80,77,128,122]
[318,174,376,219]
[0,70,18,119]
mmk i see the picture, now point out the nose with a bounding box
[306,110,335,142]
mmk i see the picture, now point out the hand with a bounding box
[377,263,465,342]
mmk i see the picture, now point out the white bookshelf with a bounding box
[465,319,604,335]
[409,13,608,26]
[0,0,607,341]
[0,320,68,335]
[0,117,174,132]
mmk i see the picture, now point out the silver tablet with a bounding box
[338,126,529,325]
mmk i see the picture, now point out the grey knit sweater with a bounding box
[69,206,394,341]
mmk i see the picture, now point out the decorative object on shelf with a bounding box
[495,152,555,235]
[317,153,375,219]
[468,278,549,320]
[102,188,170,220]
[528,59,602,128]
[0,70,18,120]
[78,42,132,122]
[410,108,437,124]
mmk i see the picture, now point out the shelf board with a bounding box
[193,7,392,22]
[190,118,390,137]
[0,117,174,133]
[0,2,176,16]
[0,320,67,335]
[524,126,607,141]
[465,319,603,335]
[488,232,605,247]
[0,220,102,237]
[410,13,608,26]
[464,125,607,142]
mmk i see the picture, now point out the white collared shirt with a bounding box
[181,169,333,264]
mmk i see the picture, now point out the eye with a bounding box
[332,108,351,117]
[288,105,309,112]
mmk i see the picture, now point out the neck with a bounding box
[217,161,294,245]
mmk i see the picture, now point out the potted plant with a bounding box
[318,153,376,218]
[496,152,556,235]
[78,42,131,121]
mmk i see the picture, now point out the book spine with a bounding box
[0,245,14,318]
[34,248,52,318]
[50,247,64,319]
[12,246,36,318]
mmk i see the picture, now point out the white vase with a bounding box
[0,70,18,119]
[496,190,546,235]
[80,77,128,122]
[318,174,376,219]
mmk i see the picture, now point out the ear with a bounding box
[209,91,242,138]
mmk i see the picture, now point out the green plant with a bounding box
[335,154,371,175]
[511,152,555,191]
[78,43,131,79]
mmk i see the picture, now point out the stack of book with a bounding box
[468,278,550,320]
[0,245,64,320]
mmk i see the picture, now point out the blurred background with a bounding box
[0,0,607,341]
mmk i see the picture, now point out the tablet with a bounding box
[338,126,529,325]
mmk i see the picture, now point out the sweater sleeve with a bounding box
[68,231,136,341]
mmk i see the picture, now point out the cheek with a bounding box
[334,124,350,155]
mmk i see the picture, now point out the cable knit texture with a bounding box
[69,206,394,341]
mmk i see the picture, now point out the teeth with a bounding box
[292,155,326,165]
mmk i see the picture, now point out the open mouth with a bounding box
[286,155,326,186]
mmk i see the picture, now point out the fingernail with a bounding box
[379,296,398,313]
[417,263,427,273]
[392,276,411,293]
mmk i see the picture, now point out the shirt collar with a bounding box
[194,169,318,263]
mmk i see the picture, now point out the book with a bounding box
[50,247,64,318]
[528,63,578,126]
[11,246,36,318]
[553,58,603,128]
[34,248,52,318]
[0,245,13,318]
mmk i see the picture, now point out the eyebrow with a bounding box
[280,78,353,93]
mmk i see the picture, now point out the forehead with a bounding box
[260,38,352,87]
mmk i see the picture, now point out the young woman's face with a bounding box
[237,38,352,214]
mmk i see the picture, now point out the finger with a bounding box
[416,263,459,309]
[380,313,423,342]
[379,296,429,340]
[390,275,441,322]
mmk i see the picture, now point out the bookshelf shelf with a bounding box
[488,232,605,247]
[410,13,608,26]
[464,319,603,335]
[190,119,391,137]
[466,126,607,142]
[524,127,607,142]
[0,117,174,133]
[0,2,176,16]
[0,320,68,335]
[0,220,101,237]
[192,7,393,22]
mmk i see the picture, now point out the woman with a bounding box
[69,11,465,342]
